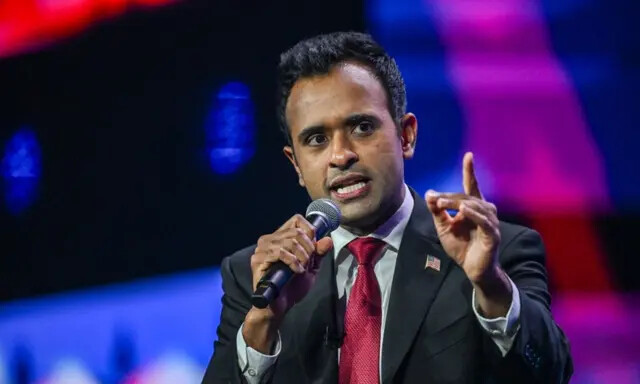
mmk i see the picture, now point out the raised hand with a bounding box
[425,152,511,317]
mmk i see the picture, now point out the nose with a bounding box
[329,132,358,170]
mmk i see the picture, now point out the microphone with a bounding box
[251,198,341,309]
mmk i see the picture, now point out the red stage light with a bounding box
[0,0,175,59]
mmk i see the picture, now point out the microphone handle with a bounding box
[251,215,329,309]
[251,262,292,309]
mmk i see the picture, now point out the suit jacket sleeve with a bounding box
[485,227,573,384]
[203,247,255,384]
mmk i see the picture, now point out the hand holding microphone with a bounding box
[243,199,341,353]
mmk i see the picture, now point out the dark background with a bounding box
[0,0,365,300]
[1,0,639,302]
[2,2,639,382]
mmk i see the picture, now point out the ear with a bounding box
[399,113,418,159]
[283,146,305,187]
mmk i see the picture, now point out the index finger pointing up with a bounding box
[463,152,483,199]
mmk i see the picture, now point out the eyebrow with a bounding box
[297,125,325,145]
[296,113,381,145]
[344,113,381,127]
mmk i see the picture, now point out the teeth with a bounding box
[337,181,366,194]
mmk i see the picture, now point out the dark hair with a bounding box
[276,31,406,145]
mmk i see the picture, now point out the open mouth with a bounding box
[329,175,371,201]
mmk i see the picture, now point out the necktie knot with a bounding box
[347,237,386,266]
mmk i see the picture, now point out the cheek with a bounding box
[298,158,328,195]
[369,136,404,183]
[371,135,403,164]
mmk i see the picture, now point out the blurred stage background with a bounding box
[0,0,638,382]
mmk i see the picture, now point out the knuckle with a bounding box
[278,248,294,262]
[298,240,313,255]
[298,231,313,245]
[294,231,306,243]
[296,243,309,260]
[268,237,281,248]
[295,226,314,242]
[290,239,301,254]
[297,215,314,230]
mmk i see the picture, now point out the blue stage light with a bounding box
[1,127,41,215]
[206,81,256,175]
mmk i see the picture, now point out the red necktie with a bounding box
[339,237,386,384]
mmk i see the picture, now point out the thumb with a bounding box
[315,237,334,256]
[425,190,451,228]
[308,237,333,275]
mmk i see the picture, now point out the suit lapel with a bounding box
[287,247,339,383]
[381,189,454,384]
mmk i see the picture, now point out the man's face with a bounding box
[283,62,416,231]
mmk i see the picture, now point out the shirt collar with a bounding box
[331,184,414,257]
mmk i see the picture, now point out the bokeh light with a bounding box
[206,82,256,175]
[1,127,41,215]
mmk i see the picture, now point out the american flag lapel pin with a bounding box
[425,254,441,272]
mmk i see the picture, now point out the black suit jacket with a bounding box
[203,189,573,383]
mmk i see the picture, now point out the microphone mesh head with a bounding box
[306,198,341,232]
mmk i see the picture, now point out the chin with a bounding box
[337,199,379,228]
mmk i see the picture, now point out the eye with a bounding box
[306,134,328,146]
[352,121,375,135]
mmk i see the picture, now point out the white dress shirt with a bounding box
[236,185,521,383]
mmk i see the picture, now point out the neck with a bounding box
[341,184,406,236]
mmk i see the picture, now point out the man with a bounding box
[203,32,572,383]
